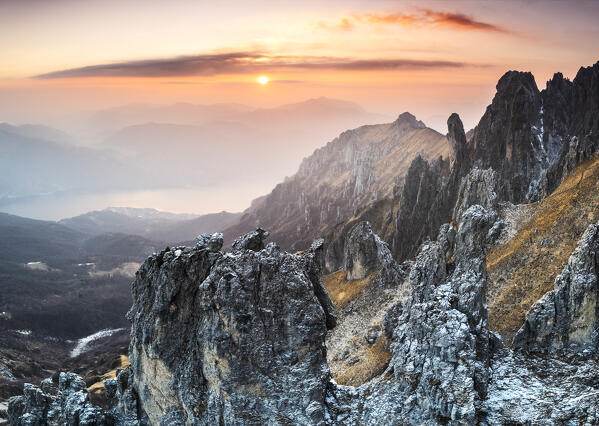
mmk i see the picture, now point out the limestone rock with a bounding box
[230,227,268,251]
[7,372,109,425]
[343,221,403,287]
[453,167,499,221]
[447,112,470,171]
[126,229,335,424]
[196,232,224,252]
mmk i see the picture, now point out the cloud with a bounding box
[419,9,510,33]
[33,53,477,79]
[324,9,510,34]
[35,52,262,79]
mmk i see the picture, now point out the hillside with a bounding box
[0,125,150,201]
[487,155,599,345]
[224,112,450,258]
[0,212,164,338]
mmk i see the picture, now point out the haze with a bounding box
[1,0,598,220]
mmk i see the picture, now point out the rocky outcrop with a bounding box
[328,205,599,425]
[513,221,599,352]
[7,372,110,425]
[326,205,497,424]
[391,155,454,261]
[339,61,599,269]
[389,205,495,421]
[447,112,470,172]
[343,221,403,287]
[125,229,336,424]
[218,62,598,275]
[9,210,599,425]
[470,71,545,202]
[326,222,408,386]
[453,167,499,221]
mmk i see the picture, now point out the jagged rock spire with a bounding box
[447,112,469,167]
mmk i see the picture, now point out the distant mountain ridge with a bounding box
[0,125,153,200]
[100,97,389,188]
[223,111,449,258]
[59,207,241,244]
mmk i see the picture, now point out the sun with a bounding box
[257,75,269,85]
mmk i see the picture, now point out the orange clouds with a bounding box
[323,8,510,34]
[419,9,509,33]
[34,53,478,79]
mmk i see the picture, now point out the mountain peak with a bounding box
[395,112,426,130]
[495,70,539,95]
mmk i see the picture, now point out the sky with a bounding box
[1,0,598,131]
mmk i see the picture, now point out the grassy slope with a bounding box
[323,270,402,386]
[487,156,599,345]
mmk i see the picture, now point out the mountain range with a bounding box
[3,60,599,424]
[59,207,240,243]
[1,97,388,215]
[221,61,599,271]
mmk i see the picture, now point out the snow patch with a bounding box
[70,328,125,358]
[25,261,50,271]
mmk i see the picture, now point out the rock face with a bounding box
[223,112,450,260]
[338,61,599,270]
[326,221,409,386]
[324,205,496,424]
[125,230,336,425]
[469,71,545,202]
[453,167,499,221]
[216,62,599,275]
[513,221,599,352]
[7,60,599,425]
[343,221,402,287]
[385,205,496,423]
[327,205,599,425]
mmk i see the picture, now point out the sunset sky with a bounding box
[1,0,598,131]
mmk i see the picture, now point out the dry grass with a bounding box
[323,269,395,386]
[323,270,378,309]
[487,157,599,345]
[88,355,131,394]
[334,335,392,386]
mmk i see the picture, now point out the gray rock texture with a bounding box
[327,222,409,385]
[453,167,499,222]
[7,372,109,425]
[327,206,599,425]
[513,221,599,352]
[343,221,403,287]
[222,112,450,269]
[326,205,497,424]
[222,61,599,274]
[126,229,336,425]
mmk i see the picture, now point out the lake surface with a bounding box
[0,182,274,221]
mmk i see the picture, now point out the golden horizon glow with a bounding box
[0,1,597,132]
